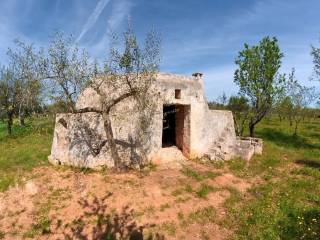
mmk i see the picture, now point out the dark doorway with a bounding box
[162,104,191,157]
[162,105,176,147]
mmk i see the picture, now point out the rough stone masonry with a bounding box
[49,72,263,168]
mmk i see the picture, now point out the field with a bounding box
[0,117,319,239]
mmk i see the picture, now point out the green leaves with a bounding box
[234,36,285,136]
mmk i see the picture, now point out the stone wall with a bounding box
[49,72,263,168]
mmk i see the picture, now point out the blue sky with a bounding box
[0,0,319,101]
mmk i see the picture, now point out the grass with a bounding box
[24,187,71,238]
[0,117,54,192]
[220,117,320,240]
[188,206,216,224]
[161,221,177,236]
[195,184,216,198]
[160,203,171,211]
[181,167,219,181]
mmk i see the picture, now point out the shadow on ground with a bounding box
[295,159,320,169]
[58,194,164,240]
[257,128,319,150]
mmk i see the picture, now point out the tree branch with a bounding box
[106,90,136,112]
[75,107,102,114]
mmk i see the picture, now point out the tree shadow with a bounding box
[58,194,164,240]
[257,128,319,150]
[68,114,145,168]
[295,159,320,169]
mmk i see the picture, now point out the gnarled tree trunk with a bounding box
[102,111,122,170]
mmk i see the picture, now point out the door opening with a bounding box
[162,104,190,157]
[162,105,176,147]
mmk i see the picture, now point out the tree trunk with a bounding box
[102,112,122,171]
[294,121,298,136]
[7,112,13,135]
[249,123,255,137]
[18,103,25,126]
[20,117,25,126]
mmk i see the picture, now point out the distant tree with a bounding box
[0,66,17,134]
[227,95,250,136]
[234,36,285,137]
[275,96,294,124]
[311,37,320,103]
[217,92,228,106]
[208,100,226,110]
[41,31,93,113]
[7,40,42,126]
[286,69,315,136]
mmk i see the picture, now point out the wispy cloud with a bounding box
[76,0,111,43]
[89,0,132,57]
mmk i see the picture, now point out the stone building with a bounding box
[49,72,262,168]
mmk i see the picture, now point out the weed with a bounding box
[171,188,184,197]
[181,167,219,181]
[188,206,216,224]
[200,230,210,240]
[145,205,156,216]
[161,221,177,236]
[195,184,215,198]
[160,203,171,211]
[184,184,193,193]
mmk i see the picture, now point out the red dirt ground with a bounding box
[0,161,256,240]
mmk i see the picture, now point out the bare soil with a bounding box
[0,161,256,240]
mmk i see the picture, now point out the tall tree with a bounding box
[234,36,285,137]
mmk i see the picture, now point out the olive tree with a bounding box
[7,40,42,125]
[311,37,320,104]
[311,39,320,82]
[0,66,17,134]
[227,95,250,136]
[0,39,43,134]
[275,96,294,124]
[286,69,315,136]
[234,36,285,137]
[41,32,93,113]
[73,28,161,171]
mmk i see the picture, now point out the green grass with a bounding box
[188,206,216,224]
[181,167,219,181]
[195,184,216,198]
[0,117,54,192]
[221,117,320,240]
